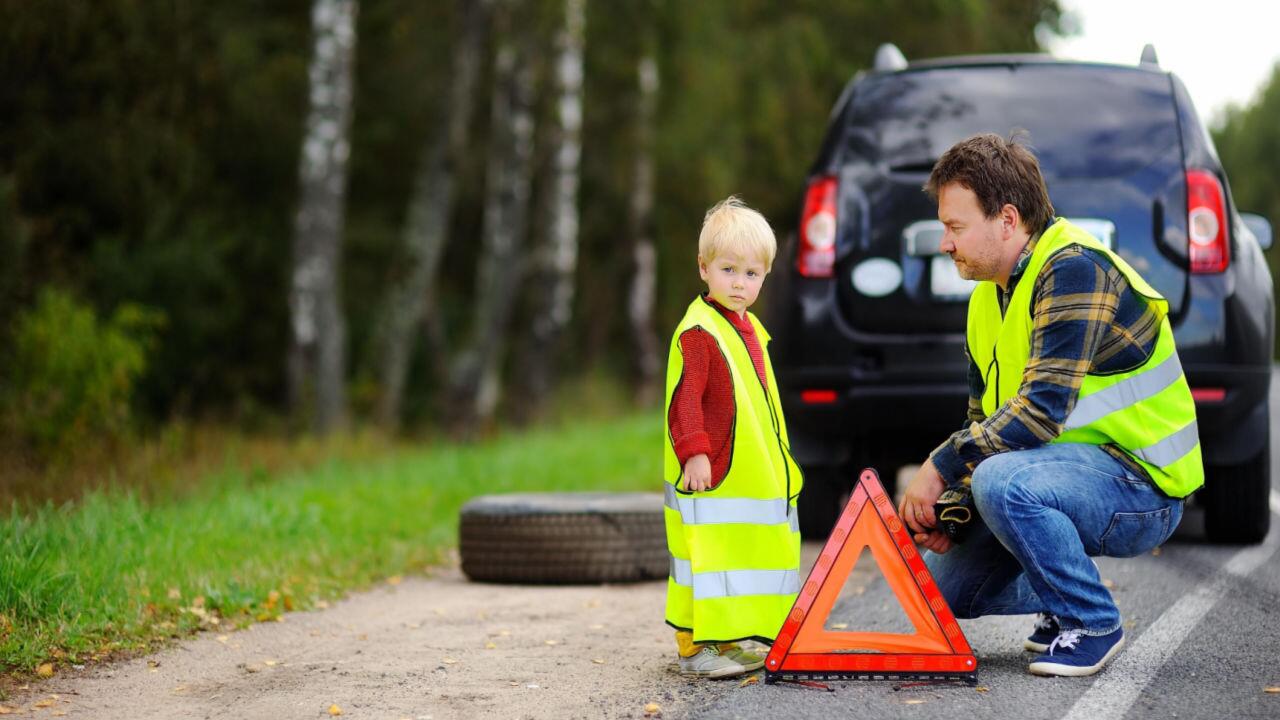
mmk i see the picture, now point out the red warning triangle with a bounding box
[765,468,977,682]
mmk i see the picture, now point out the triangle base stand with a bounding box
[765,468,978,684]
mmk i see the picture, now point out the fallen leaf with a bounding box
[0,706,14,715]
[509,681,520,687]
[316,601,330,609]
[167,587,181,600]
[904,699,926,705]
[442,658,459,665]
[976,686,990,693]
[592,658,605,665]
[36,663,54,678]
[1265,686,1280,694]
[485,642,497,650]
[52,712,68,717]
[739,675,759,687]
[328,704,343,716]
[192,596,206,609]
[50,648,66,660]
[644,701,662,715]
[830,623,849,630]
[34,699,55,708]
[245,665,260,674]
[386,576,403,586]
[499,629,512,636]
[544,640,558,646]
[264,659,279,667]
[217,635,229,643]
[147,660,160,668]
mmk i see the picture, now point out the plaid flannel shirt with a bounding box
[929,234,1162,487]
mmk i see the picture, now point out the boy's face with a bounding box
[698,250,768,316]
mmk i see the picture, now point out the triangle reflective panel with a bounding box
[765,468,978,682]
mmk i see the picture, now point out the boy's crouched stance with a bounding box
[664,197,803,679]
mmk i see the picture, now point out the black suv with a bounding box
[770,45,1275,544]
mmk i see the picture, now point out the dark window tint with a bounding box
[847,64,1178,179]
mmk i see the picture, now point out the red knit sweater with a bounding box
[667,297,768,489]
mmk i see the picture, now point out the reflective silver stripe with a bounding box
[670,556,694,587]
[664,484,791,526]
[789,510,800,534]
[1064,353,1184,430]
[1132,420,1200,467]
[693,568,800,600]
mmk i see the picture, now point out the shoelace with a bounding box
[1034,613,1057,631]
[1047,630,1082,655]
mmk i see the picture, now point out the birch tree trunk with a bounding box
[447,1,537,433]
[374,0,487,431]
[628,48,661,405]
[514,0,584,421]
[288,0,358,434]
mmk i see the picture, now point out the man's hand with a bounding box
[682,454,712,492]
[913,528,954,554]
[899,458,946,537]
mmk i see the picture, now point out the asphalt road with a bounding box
[693,370,1280,720]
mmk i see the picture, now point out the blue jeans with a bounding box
[923,443,1183,636]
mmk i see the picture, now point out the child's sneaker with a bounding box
[1028,628,1125,677]
[1024,613,1060,652]
[717,644,764,672]
[678,646,748,678]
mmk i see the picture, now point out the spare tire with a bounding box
[459,492,668,584]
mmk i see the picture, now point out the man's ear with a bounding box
[1000,204,1022,238]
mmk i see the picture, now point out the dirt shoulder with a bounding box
[9,558,737,719]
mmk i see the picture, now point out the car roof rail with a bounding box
[874,43,908,72]
[1140,43,1160,68]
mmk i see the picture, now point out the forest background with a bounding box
[1,0,1276,497]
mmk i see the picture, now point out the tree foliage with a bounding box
[0,0,1064,434]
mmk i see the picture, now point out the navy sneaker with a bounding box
[1028,628,1125,677]
[1024,613,1060,652]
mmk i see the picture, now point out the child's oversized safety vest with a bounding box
[966,219,1204,498]
[663,296,803,643]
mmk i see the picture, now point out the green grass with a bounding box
[0,411,659,673]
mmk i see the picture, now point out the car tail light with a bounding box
[800,389,838,404]
[797,175,837,277]
[1187,170,1229,274]
[1190,387,1226,402]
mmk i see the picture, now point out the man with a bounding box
[899,133,1203,677]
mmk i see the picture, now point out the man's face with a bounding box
[699,250,768,316]
[937,183,1004,282]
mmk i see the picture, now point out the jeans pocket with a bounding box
[1100,507,1174,557]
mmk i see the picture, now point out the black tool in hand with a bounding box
[933,485,978,544]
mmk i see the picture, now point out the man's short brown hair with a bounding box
[924,133,1055,234]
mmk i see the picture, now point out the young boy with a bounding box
[664,196,804,678]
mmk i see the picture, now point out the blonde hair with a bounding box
[698,196,777,269]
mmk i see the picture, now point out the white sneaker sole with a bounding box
[1028,636,1125,677]
[680,663,748,679]
[1024,639,1051,653]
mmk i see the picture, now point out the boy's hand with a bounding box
[682,454,712,492]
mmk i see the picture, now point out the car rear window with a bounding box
[846,63,1179,180]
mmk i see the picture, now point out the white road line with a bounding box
[1060,500,1280,720]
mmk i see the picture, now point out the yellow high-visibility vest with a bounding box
[663,296,803,643]
[966,219,1204,498]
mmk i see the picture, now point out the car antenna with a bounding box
[1140,43,1159,67]
[875,43,908,72]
